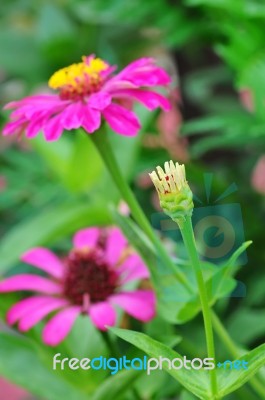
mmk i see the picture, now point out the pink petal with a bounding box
[61,102,83,130]
[0,274,61,294]
[43,306,81,346]
[73,227,100,250]
[43,114,64,141]
[88,92,111,110]
[103,103,141,136]
[121,58,155,72]
[89,301,116,330]
[4,94,64,110]
[25,113,47,138]
[105,227,127,266]
[7,296,56,325]
[2,117,27,136]
[21,247,64,279]
[113,89,171,111]
[110,290,156,322]
[124,67,171,87]
[113,58,171,87]
[119,254,150,284]
[81,106,101,133]
[19,298,69,332]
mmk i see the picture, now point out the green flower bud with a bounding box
[149,160,194,226]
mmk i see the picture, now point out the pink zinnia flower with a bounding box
[2,55,171,140]
[0,227,155,346]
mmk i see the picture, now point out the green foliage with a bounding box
[0,332,88,400]
[0,0,264,398]
[111,328,211,399]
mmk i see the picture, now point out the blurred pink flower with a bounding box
[251,155,265,194]
[0,378,30,400]
[3,55,171,141]
[0,227,155,346]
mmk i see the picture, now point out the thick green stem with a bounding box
[91,129,193,293]
[100,331,120,357]
[212,311,265,399]
[100,331,142,400]
[180,216,218,398]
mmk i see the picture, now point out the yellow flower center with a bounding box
[48,56,109,100]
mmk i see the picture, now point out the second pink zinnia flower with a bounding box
[0,227,155,346]
[3,55,171,140]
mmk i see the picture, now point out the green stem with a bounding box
[100,331,142,400]
[91,129,193,293]
[180,216,218,398]
[100,331,120,357]
[212,311,265,399]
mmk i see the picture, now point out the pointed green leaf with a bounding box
[110,328,211,399]
[92,369,142,400]
[217,343,265,397]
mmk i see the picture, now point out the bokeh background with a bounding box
[0,0,265,399]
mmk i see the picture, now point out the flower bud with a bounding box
[149,160,194,225]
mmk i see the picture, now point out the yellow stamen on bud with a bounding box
[149,160,194,225]
[48,56,108,95]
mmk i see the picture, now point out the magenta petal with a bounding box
[0,274,61,294]
[121,58,155,72]
[110,290,156,322]
[7,296,55,325]
[119,254,150,284]
[73,227,100,250]
[61,102,83,130]
[113,89,171,111]
[43,306,81,346]
[88,92,111,110]
[21,247,64,279]
[105,227,127,266]
[43,114,64,141]
[81,107,101,133]
[124,67,171,87]
[25,114,46,138]
[89,301,116,331]
[4,95,64,110]
[103,103,141,136]
[2,117,27,136]
[113,58,171,87]
[19,298,69,332]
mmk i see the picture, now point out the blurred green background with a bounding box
[0,0,265,399]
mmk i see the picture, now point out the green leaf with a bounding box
[33,132,103,193]
[180,390,197,400]
[111,328,210,399]
[0,201,111,273]
[227,308,265,346]
[36,4,76,44]
[92,369,142,400]
[0,332,87,400]
[32,135,72,181]
[217,344,265,397]
[64,131,103,192]
[225,241,253,269]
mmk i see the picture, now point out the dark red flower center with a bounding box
[63,249,118,306]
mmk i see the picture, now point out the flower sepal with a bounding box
[159,186,194,224]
